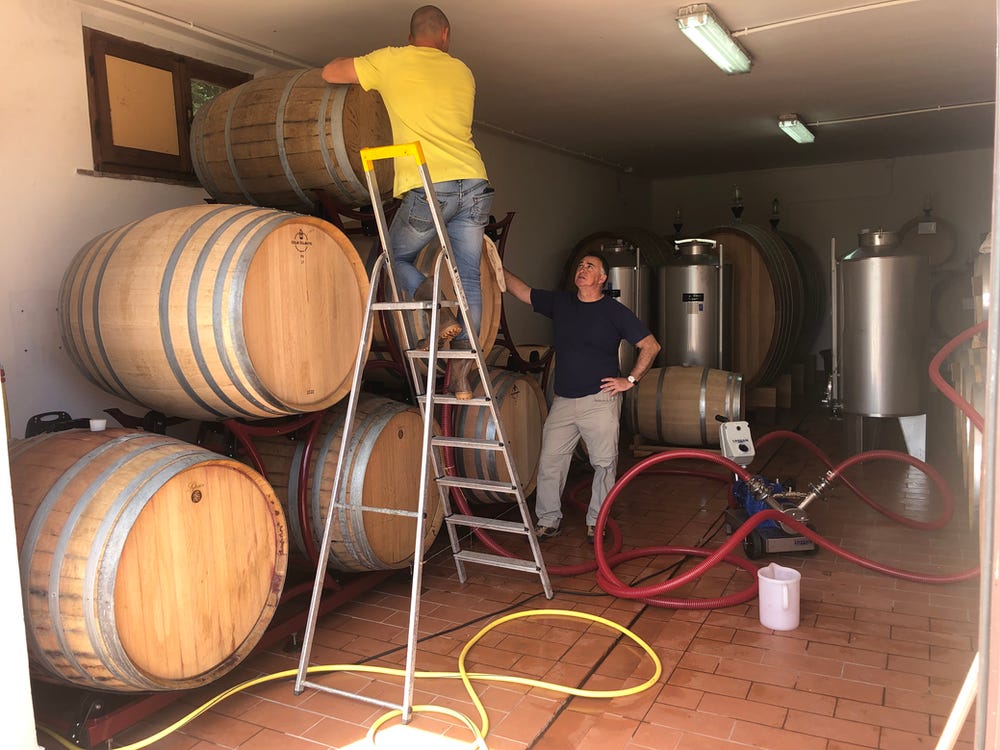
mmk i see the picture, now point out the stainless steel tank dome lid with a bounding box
[601,239,634,252]
[670,238,719,264]
[674,238,717,252]
[844,229,906,260]
[858,229,898,247]
[600,239,643,267]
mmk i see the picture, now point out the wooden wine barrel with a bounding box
[411,235,503,354]
[701,224,807,387]
[779,230,826,361]
[364,234,504,374]
[486,344,554,395]
[452,369,548,503]
[930,268,974,343]
[189,69,393,211]
[898,213,957,268]
[59,204,370,421]
[626,366,744,447]
[253,395,443,571]
[9,428,286,692]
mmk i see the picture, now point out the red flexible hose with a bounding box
[436,348,979,609]
[929,319,986,432]
[591,449,978,608]
[755,430,953,530]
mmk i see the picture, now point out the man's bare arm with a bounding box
[322,57,359,84]
[503,268,533,305]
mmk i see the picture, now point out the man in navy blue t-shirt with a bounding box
[503,255,660,541]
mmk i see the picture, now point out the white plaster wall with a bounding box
[649,149,994,364]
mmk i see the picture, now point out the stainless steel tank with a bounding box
[601,240,652,376]
[840,230,929,417]
[658,239,725,368]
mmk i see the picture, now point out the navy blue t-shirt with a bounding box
[531,289,651,398]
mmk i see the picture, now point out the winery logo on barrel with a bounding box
[188,480,205,503]
[291,229,312,263]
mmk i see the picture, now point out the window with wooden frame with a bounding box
[82,27,251,181]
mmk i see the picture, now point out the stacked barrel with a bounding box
[10,429,286,691]
[14,72,428,692]
[58,205,371,421]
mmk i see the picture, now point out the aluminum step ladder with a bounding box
[293,142,552,723]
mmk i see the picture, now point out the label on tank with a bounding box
[683,292,705,315]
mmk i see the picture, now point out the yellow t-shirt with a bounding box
[354,45,488,197]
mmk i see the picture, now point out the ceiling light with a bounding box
[676,4,752,75]
[778,114,815,143]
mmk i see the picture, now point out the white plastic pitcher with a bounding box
[757,562,801,630]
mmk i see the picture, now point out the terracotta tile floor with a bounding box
[35,395,981,749]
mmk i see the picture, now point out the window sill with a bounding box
[77,168,203,189]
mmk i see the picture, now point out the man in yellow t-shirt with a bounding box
[323,5,493,399]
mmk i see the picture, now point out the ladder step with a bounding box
[431,436,504,451]
[436,476,518,493]
[330,503,421,518]
[445,514,529,533]
[406,349,478,359]
[453,550,542,574]
[371,300,459,311]
[418,394,491,407]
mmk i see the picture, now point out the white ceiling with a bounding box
[105,0,997,177]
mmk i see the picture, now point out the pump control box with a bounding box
[719,420,755,466]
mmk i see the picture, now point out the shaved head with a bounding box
[410,5,450,41]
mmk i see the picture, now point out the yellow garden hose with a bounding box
[39,608,661,750]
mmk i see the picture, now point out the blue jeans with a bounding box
[388,179,494,342]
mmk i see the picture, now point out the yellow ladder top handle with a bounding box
[361,142,426,172]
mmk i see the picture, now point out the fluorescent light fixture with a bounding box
[778,114,815,143]
[676,4,752,75]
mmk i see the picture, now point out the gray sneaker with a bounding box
[535,524,561,540]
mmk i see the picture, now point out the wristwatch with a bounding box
[627,375,637,384]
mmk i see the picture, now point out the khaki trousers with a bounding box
[534,392,621,527]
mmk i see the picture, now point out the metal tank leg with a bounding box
[845,413,926,461]
[845,413,865,456]
[898,413,927,462]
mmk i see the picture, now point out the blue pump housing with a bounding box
[732,477,789,529]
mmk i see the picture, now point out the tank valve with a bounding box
[821,374,843,417]
[798,470,835,511]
